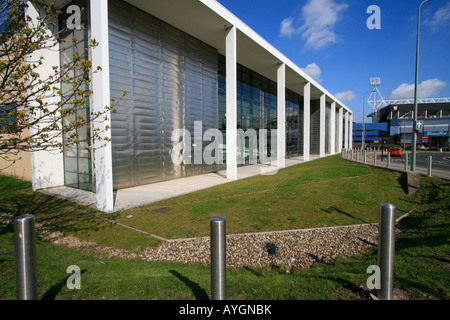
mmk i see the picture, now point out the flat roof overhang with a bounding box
[123,0,350,113]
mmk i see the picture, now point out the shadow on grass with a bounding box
[0,223,14,236]
[242,266,263,277]
[324,276,370,299]
[395,275,447,300]
[320,206,369,225]
[41,269,88,300]
[0,180,105,236]
[169,270,209,300]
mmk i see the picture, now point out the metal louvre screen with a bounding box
[310,100,320,155]
[325,103,331,154]
[298,106,304,156]
[109,0,218,190]
[335,109,340,153]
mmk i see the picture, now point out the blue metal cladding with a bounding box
[353,123,388,142]
[108,0,219,190]
[354,123,387,131]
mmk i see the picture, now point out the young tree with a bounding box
[0,0,122,169]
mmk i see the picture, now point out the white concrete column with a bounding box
[319,94,326,157]
[225,26,237,180]
[277,63,286,168]
[27,2,64,191]
[349,113,353,149]
[330,102,336,154]
[344,111,349,149]
[338,107,343,152]
[303,82,311,161]
[91,0,114,213]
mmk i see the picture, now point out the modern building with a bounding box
[353,123,388,146]
[25,0,353,213]
[368,101,450,147]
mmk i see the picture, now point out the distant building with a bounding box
[368,100,450,148]
[353,123,388,146]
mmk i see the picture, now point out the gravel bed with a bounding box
[1,213,406,270]
[139,224,382,269]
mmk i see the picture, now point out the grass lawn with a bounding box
[0,156,418,250]
[107,156,418,242]
[0,174,448,300]
[0,155,448,300]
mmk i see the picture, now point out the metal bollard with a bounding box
[364,150,367,164]
[210,216,226,300]
[387,152,391,169]
[378,204,396,300]
[14,215,38,300]
[404,153,408,171]
[428,156,432,177]
[374,151,377,166]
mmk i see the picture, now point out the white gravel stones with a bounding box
[139,224,381,270]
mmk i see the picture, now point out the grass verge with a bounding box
[0,175,448,300]
[0,155,422,249]
[0,156,448,300]
[109,156,417,241]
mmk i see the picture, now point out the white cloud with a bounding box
[390,79,447,99]
[280,18,298,37]
[335,90,356,102]
[301,63,322,81]
[280,0,349,50]
[424,2,450,31]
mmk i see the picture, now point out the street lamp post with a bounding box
[412,0,432,172]
[363,90,375,151]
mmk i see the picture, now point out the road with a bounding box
[348,150,450,180]
[387,151,450,172]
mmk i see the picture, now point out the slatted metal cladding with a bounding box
[109,0,219,190]
[335,110,341,153]
[325,103,331,154]
[310,100,320,155]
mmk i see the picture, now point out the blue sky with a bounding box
[216,0,450,123]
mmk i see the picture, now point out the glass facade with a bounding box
[59,0,93,192]
[286,90,304,158]
[218,54,304,168]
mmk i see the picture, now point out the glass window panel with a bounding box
[78,142,91,158]
[242,83,252,99]
[78,158,91,174]
[60,46,73,65]
[64,145,77,157]
[219,77,225,91]
[242,69,251,85]
[242,98,251,110]
[64,157,78,173]
[78,174,93,191]
[252,73,261,89]
[64,171,78,187]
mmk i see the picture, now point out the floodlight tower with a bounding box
[368,77,386,123]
